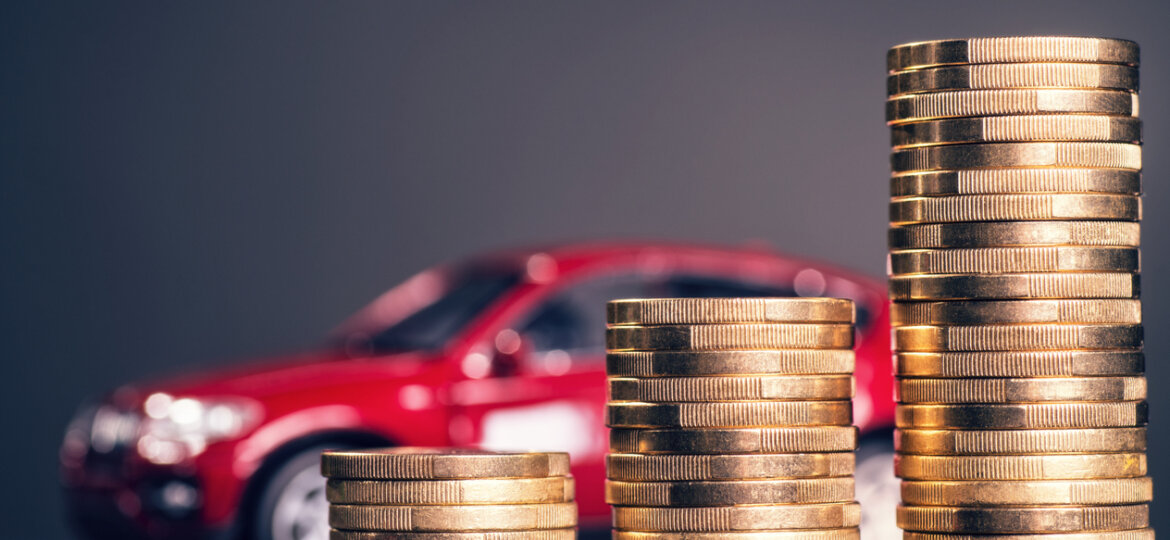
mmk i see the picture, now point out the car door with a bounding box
[445,271,657,525]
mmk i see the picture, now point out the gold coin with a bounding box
[887,37,1140,72]
[896,503,1148,533]
[607,350,855,377]
[889,221,1140,249]
[890,299,1142,325]
[605,477,855,506]
[608,375,854,402]
[891,142,1141,173]
[901,477,1152,506]
[889,194,1141,225]
[324,477,575,505]
[895,350,1144,377]
[886,89,1137,124]
[888,63,1139,95]
[613,502,861,532]
[895,401,1147,429]
[895,427,1147,455]
[607,298,854,325]
[320,448,570,480]
[889,273,1139,301]
[895,324,1142,351]
[897,376,1146,403]
[892,115,1141,148]
[605,401,852,428]
[328,502,578,531]
[902,531,1155,540]
[890,169,1142,196]
[330,531,578,540]
[610,427,859,454]
[606,453,855,481]
[606,324,854,351]
[895,453,1147,480]
[613,530,860,540]
[888,247,1141,275]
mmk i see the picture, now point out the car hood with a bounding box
[119,349,436,404]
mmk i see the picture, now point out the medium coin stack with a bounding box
[321,447,577,539]
[886,36,1153,537]
[605,297,861,539]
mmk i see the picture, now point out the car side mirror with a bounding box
[490,329,530,378]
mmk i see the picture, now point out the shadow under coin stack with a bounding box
[605,298,861,539]
[321,448,577,539]
[886,37,1153,538]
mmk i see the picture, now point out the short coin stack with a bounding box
[605,297,861,539]
[886,37,1153,537]
[321,447,577,539]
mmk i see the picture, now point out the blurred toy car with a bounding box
[61,242,895,540]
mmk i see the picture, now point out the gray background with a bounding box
[3,1,1168,538]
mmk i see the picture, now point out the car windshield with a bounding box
[362,267,521,353]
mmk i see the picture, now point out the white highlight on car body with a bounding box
[397,384,433,411]
[169,398,204,425]
[536,350,572,376]
[461,352,492,379]
[479,401,597,459]
[495,329,522,354]
[144,392,174,419]
[853,386,872,429]
[794,268,828,296]
[525,253,558,283]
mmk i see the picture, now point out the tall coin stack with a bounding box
[321,448,577,539]
[605,298,861,539]
[886,37,1153,537]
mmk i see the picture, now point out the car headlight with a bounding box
[91,404,140,454]
[137,393,259,465]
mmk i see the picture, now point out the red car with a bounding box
[62,242,896,540]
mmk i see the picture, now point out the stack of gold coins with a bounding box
[886,36,1153,538]
[605,298,861,539]
[321,447,577,539]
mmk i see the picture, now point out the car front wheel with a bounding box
[855,429,900,540]
[252,445,340,540]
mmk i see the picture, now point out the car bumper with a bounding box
[65,484,233,540]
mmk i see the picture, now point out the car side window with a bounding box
[519,274,657,360]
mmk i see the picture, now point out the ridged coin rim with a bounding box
[888,63,1139,95]
[895,453,1147,480]
[606,350,855,377]
[895,503,1148,533]
[607,298,854,325]
[605,452,856,481]
[895,427,1147,455]
[887,37,1140,72]
[321,448,571,480]
[895,401,1148,429]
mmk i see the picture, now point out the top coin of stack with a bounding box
[886,36,1152,538]
[321,447,577,539]
[605,298,862,539]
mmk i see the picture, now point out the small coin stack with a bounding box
[605,298,861,539]
[321,447,577,539]
[886,36,1153,537]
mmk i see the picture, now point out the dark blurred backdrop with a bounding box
[3,1,1169,537]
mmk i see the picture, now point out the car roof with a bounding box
[334,240,885,337]
[468,240,879,283]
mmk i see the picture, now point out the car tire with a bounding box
[252,445,346,540]
[855,429,900,540]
